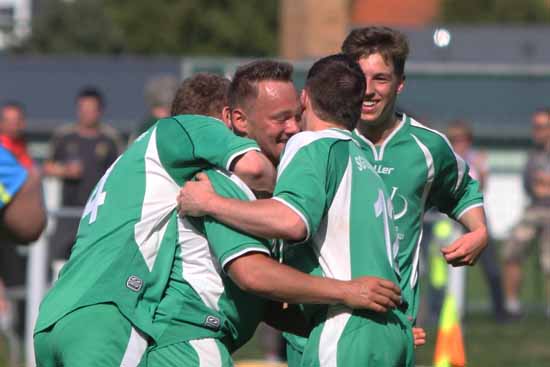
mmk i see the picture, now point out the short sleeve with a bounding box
[202,170,271,270]
[428,138,484,220]
[273,135,328,241]
[0,147,28,209]
[178,115,259,170]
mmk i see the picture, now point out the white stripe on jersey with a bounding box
[179,170,261,310]
[225,147,260,171]
[134,127,180,271]
[178,217,225,311]
[456,203,485,220]
[318,306,352,367]
[189,338,223,367]
[119,327,148,367]
[409,117,467,193]
[277,129,351,179]
[410,134,435,289]
[314,158,353,281]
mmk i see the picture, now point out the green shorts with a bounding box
[34,303,148,367]
[143,338,233,367]
[301,307,411,367]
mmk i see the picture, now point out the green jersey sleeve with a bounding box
[273,133,330,241]
[201,169,271,270]
[428,137,484,220]
[175,115,259,170]
[155,115,259,184]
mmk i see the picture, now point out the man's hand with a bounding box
[177,173,217,217]
[342,276,402,312]
[64,160,83,180]
[441,227,488,266]
[412,327,426,347]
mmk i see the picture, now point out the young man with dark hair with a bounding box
[341,26,487,363]
[178,54,411,366]
[33,74,277,367]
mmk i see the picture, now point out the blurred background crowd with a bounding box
[0,0,550,366]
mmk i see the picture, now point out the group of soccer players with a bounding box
[33,26,487,366]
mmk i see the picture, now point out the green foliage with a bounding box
[441,0,550,24]
[14,0,278,56]
[15,0,125,53]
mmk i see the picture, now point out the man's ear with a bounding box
[230,107,248,136]
[396,74,406,95]
[221,106,232,129]
[300,89,309,111]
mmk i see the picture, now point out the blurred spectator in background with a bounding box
[503,108,550,317]
[0,102,33,169]
[43,87,123,278]
[129,74,179,142]
[447,120,507,321]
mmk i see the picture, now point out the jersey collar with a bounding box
[353,114,408,161]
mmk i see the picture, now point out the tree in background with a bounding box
[441,0,550,23]
[14,0,278,56]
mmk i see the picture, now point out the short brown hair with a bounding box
[228,60,293,110]
[342,27,409,76]
[306,54,365,130]
[171,73,230,117]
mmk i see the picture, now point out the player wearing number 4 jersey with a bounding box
[33,75,276,367]
[178,55,413,366]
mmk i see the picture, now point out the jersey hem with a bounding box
[224,146,260,171]
[220,246,271,271]
[272,196,311,244]
[455,202,484,221]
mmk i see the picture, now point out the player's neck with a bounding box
[357,115,400,146]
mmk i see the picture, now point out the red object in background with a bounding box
[0,135,33,169]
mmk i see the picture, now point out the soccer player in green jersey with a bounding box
[145,61,405,367]
[33,73,278,367]
[178,55,412,366]
[341,26,487,365]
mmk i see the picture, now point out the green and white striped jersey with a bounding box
[34,115,259,342]
[273,128,405,359]
[152,169,271,352]
[352,114,484,321]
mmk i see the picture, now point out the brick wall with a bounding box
[351,0,440,27]
[279,0,349,59]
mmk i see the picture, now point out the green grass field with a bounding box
[2,247,549,367]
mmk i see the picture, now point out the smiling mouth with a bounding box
[363,101,379,109]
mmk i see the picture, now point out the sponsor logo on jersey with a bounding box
[373,164,395,175]
[126,275,143,292]
[354,155,369,171]
[390,186,408,220]
[204,315,221,331]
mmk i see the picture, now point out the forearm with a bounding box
[42,161,65,178]
[458,206,487,233]
[206,196,306,241]
[229,253,347,305]
[231,151,276,193]
[1,169,47,243]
